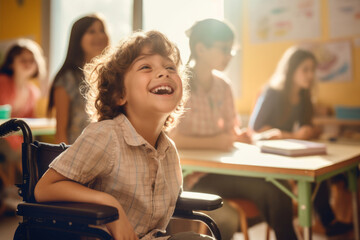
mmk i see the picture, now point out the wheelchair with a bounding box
[0,119,222,240]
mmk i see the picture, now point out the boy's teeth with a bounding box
[151,86,173,94]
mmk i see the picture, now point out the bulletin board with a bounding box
[329,0,360,38]
[249,0,321,43]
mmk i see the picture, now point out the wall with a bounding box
[237,0,360,115]
[0,0,42,42]
[0,0,47,117]
[1,0,359,116]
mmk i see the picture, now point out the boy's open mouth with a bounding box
[150,85,174,95]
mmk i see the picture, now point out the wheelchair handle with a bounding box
[0,119,33,143]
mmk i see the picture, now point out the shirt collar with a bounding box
[115,114,171,153]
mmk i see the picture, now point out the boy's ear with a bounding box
[117,97,127,106]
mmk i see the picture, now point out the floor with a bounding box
[0,212,337,240]
[0,185,355,240]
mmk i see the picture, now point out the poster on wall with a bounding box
[303,41,353,82]
[249,0,321,43]
[329,0,360,38]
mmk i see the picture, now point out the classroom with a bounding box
[0,1,360,240]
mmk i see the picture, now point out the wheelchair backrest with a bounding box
[27,141,69,202]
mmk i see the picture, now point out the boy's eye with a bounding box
[139,65,151,70]
[166,66,176,71]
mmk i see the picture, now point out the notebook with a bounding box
[257,139,327,156]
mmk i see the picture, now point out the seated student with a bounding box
[0,38,46,119]
[0,39,46,203]
[249,46,353,237]
[169,18,297,240]
[35,30,215,240]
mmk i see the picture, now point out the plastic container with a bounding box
[0,104,12,119]
[335,105,360,120]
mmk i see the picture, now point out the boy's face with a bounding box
[118,47,183,120]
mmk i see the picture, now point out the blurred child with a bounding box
[0,38,46,190]
[169,18,297,240]
[249,46,320,140]
[35,30,214,240]
[249,46,352,237]
[48,13,109,144]
[0,38,46,118]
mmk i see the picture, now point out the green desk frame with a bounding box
[181,146,360,240]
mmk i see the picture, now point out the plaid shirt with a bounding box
[50,114,183,239]
[177,73,236,136]
[174,73,237,190]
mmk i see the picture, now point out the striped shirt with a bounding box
[50,114,183,239]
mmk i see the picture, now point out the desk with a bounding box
[0,118,56,136]
[179,142,360,240]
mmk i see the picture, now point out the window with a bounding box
[48,0,133,79]
[143,0,242,97]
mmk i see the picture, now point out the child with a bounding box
[249,46,320,140]
[249,46,353,237]
[169,19,298,240]
[0,38,46,194]
[48,13,110,144]
[35,30,214,240]
[0,38,46,118]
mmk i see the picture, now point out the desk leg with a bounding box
[298,181,312,240]
[348,168,359,240]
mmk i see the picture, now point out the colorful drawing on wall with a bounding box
[249,0,321,43]
[329,0,360,38]
[303,41,353,82]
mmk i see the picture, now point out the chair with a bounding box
[227,199,270,240]
[0,119,223,240]
[197,198,270,240]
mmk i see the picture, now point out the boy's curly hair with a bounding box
[83,30,189,131]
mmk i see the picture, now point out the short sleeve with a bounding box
[49,121,115,184]
[249,87,277,131]
[53,71,80,100]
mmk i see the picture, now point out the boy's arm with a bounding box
[35,168,139,240]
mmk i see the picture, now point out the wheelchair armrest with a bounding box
[175,191,223,211]
[17,202,119,226]
[173,192,223,240]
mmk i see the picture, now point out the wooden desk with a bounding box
[0,118,56,136]
[314,117,360,127]
[179,142,360,240]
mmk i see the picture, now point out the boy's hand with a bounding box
[106,204,139,240]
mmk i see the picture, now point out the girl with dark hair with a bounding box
[169,19,298,240]
[249,46,319,139]
[0,38,46,210]
[0,38,46,117]
[48,13,109,144]
[249,46,353,237]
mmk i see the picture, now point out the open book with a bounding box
[257,139,327,156]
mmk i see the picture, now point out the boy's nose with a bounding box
[157,69,169,78]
